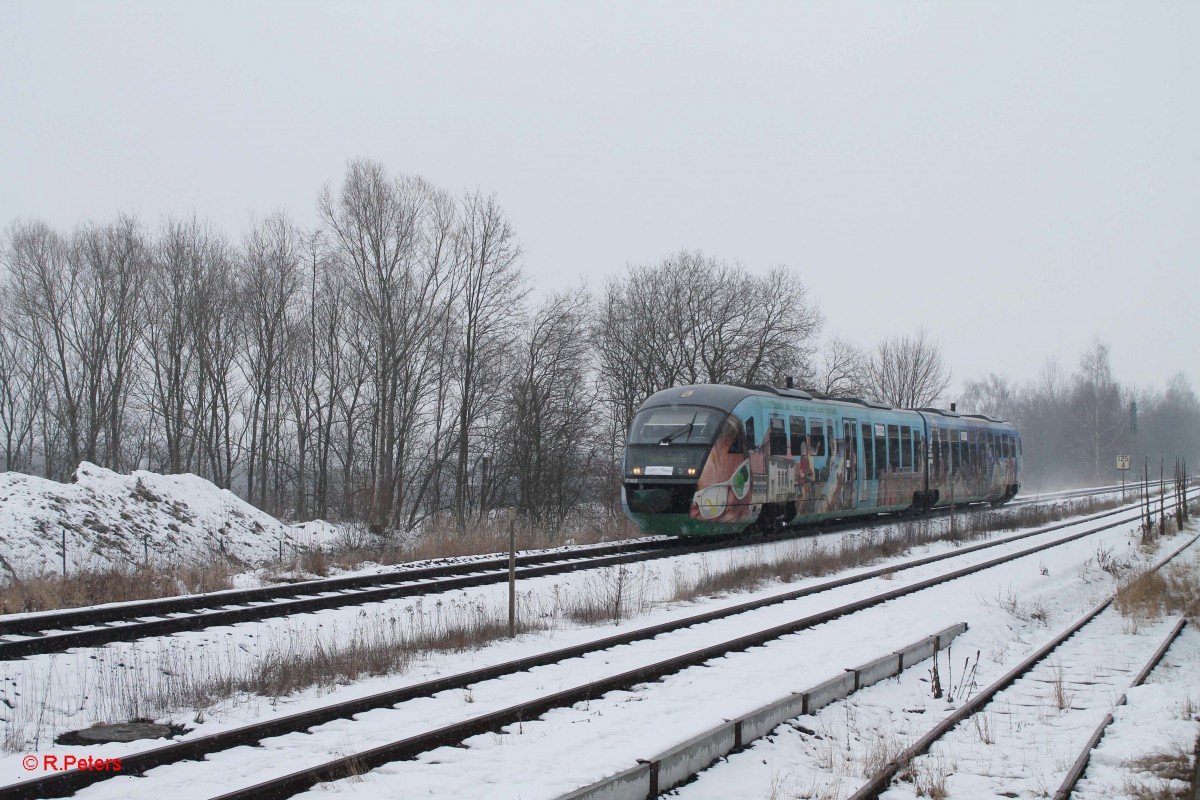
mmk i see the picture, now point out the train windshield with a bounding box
[628,406,725,446]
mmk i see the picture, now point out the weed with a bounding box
[0,562,236,615]
[1122,745,1193,799]
[1117,556,1200,624]
[1047,662,1073,711]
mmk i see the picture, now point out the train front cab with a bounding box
[622,402,749,536]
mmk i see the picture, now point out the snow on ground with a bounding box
[0,463,307,578]
[2,499,1190,798]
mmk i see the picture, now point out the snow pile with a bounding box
[0,463,302,579]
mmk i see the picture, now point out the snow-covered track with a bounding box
[1049,617,1186,800]
[847,533,1199,800]
[0,502,1163,800]
[0,490,1110,660]
[0,538,726,659]
[1009,478,1177,508]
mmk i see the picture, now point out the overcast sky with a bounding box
[2,1,1196,398]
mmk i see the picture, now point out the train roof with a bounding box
[638,383,907,415]
[639,384,1013,425]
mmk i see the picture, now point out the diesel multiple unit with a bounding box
[623,383,1020,536]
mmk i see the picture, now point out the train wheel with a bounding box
[752,503,789,535]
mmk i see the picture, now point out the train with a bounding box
[622,383,1021,536]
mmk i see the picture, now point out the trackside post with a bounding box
[508,509,516,638]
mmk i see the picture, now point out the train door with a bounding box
[767,414,791,502]
[842,419,859,508]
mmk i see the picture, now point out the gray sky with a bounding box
[2,1,1197,397]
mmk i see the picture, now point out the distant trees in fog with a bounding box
[2,160,1195,531]
[960,339,1200,488]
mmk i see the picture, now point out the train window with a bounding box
[745,417,756,451]
[932,432,941,475]
[887,424,900,472]
[810,418,826,457]
[827,420,836,457]
[862,427,874,479]
[769,415,787,455]
[900,427,912,469]
[914,431,924,472]
[789,416,806,456]
[1006,433,1014,458]
[629,406,724,445]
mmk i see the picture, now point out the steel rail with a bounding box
[0,541,728,660]
[0,498,1161,800]
[847,531,1200,800]
[0,537,689,636]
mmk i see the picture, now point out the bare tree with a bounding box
[0,281,43,472]
[1072,339,1126,481]
[143,217,239,484]
[959,373,1017,420]
[814,336,869,397]
[864,327,951,408]
[595,251,822,427]
[319,161,454,531]
[4,217,146,475]
[507,288,598,527]
[449,191,525,523]
[240,212,303,510]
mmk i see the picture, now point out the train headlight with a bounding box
[631,466,642,476]
[686,467,698,476]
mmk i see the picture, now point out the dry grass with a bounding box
[0,513,640,613]
[1048,662,1073,711]
[1123,746,1193,799]
[1,595,548,753]
[561,565,655,624]
[861,728,904,778]
[325,513,642,570]
[1116,558,1200,624]
[0,562,236,615]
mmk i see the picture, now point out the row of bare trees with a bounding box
[1,162,836,531]
[4,159,1193,528]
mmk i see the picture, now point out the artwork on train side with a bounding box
[691,415,755,523]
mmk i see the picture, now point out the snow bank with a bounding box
[0,463,303,579]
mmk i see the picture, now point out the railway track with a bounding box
[0,482,1164,660]
[0,537,712,659]
[847,536,1197,800]
[1,493,1175,799]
